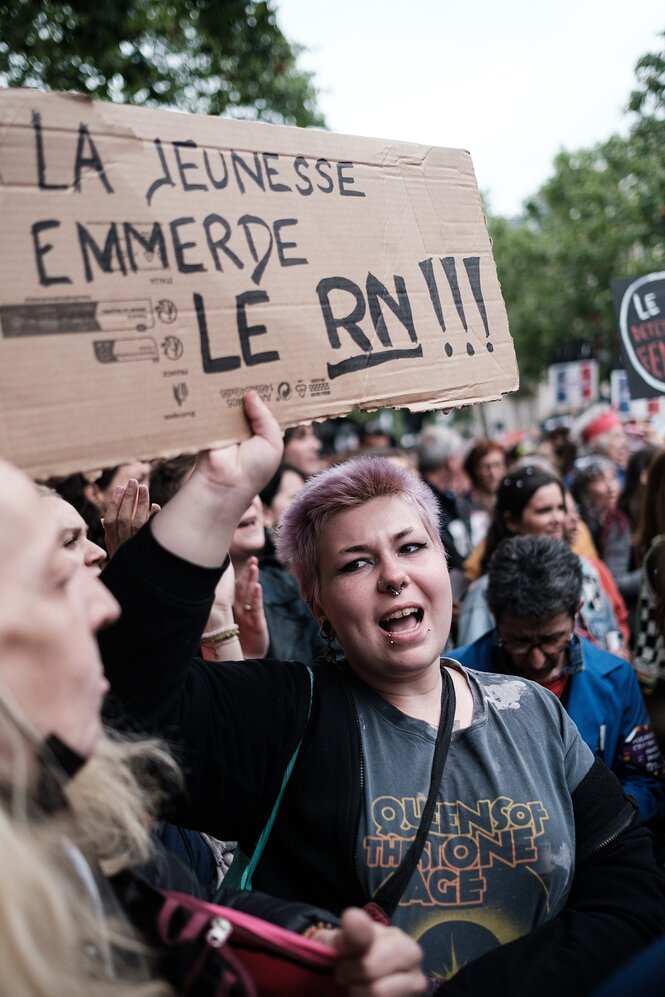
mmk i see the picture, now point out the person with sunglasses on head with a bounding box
[452,534,665,828]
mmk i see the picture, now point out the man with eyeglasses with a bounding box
[452,534,665,829]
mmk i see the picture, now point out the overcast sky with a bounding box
[276,0,664,216]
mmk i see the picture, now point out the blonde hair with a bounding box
[0,699,179,995]
[0,806,172,997]
[66,729,180,876]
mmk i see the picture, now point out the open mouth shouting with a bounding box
[379,606,424,640]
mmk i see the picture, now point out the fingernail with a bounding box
[114,486,123,496]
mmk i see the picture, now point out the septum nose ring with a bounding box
[388,583,403,597]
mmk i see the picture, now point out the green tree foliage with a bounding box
[489,30,665,384]
[0,0,324,126]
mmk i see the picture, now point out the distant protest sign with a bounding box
[0,89,517,478]
[612,272,665,400]
[548,359,598,413]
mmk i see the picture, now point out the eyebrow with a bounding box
[58,526,84,540]
[338,527,415,555]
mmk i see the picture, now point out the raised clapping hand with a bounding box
[233,556,269,659]
[202,556,270,660]
[314,908,427,997]
[102,478,161,559]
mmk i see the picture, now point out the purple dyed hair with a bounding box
[277,455,444,607]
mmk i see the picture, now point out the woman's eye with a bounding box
[401,542,426,555]
[339,558,369,573]
[63,533,78,549]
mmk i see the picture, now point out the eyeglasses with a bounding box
[497,631,573,658]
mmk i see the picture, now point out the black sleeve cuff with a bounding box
[103,517,230,607]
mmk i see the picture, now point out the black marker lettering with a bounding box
[366,273,416,345]
[326,345,423,381]
[293,156,313,196]
[337,161,365,197]
[203,214,244,273]
[318,275,423,381]
[123,223,169,272]
[274,219,307,268]
[263,152,291,193]
[463,257,492,352]
[174,140,207,192]
[441,256,474,356]
[203,149,230,189]
[31,220,71,286]
[315,158,334,193]
[170,216,206,274]
[238,214,273,285]
[32,112,67,191]
[77,223,127,283]
[146,139,176,206]
[195,292,241,373]
[316,276,371,351]
[73,124,114,193]
[419,258,452,356]
[231,151,265,194]
[237,290,280,366]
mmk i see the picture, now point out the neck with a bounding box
[373,664,475,731]
[382,681,443,726]
[349,660,443,724]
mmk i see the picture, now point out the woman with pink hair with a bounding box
[101,393,665,995]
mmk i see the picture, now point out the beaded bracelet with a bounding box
[200,625,240,647]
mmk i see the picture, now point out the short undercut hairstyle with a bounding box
[278,455,444,607]
[486,535,583,624]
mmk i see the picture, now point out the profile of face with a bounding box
[263,469,305,530]
[313,495,451,690]
[41,495,106,575]
[563,492,580,548]
[283,426,323,477]
[0,462,119,764]
[498,610,575,684]
[85,461,151,513]
[475,450,506,495]
[229,495,266,564]
[505,483,565,540]
[584,466,620,515]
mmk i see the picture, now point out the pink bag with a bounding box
[159,890,344,996]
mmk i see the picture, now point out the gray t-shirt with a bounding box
[352,660,594,980]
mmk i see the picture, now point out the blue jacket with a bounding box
[452,631,665,822]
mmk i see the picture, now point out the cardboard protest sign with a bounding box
[611,272,665,400]
[0,89,517,478]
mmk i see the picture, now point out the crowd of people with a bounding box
[3,395,665,994]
